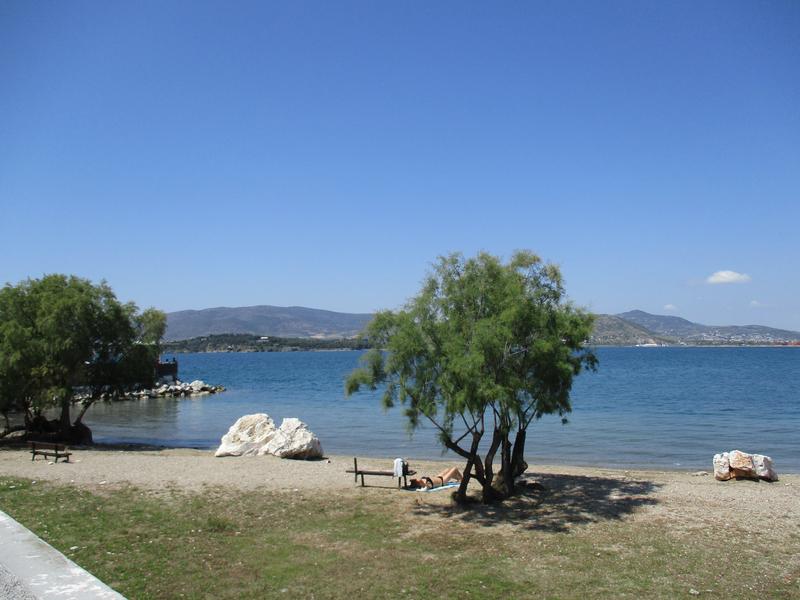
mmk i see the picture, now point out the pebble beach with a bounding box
[1,447,797,535]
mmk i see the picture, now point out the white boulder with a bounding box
[713,449,778,482]
[215,413,277,457]
[713,452,731,481]
[752,454,778,481]
[728,449,756,477]
[264,418,323,459]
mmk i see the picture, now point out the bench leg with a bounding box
[360,473,365,487]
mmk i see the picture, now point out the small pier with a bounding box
[156,358,178,381]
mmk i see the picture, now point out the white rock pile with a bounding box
[215,413,323,460]
[133,379,226,399]
[713,449,778,481]
[73,379,226,402]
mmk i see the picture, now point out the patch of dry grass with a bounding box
[0,475,798,599]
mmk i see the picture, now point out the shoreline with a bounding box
[5,439,796,475]
[1,446,797,494]
[88,441,800,475]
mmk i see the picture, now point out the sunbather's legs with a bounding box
[436,467,463,482]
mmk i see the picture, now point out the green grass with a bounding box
[0,477,798,599]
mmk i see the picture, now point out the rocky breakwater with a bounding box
[215,413,323,460]
[713,449,778,482]
[72,380,225,403]
[130,380,226,399]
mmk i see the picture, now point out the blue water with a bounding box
[84,348,800,471]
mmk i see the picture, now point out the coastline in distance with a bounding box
[165,305,800,347]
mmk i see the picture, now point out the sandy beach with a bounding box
[1,446,797,535]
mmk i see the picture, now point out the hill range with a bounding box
[616,310,800,344]
[165,305,800,346]
[165,305,373,341]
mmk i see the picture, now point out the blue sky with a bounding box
[1,2,799,329]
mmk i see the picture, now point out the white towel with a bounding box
[393,458,405,477]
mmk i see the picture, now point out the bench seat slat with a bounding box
[346,458,417,488]
[33,451,72,456]
[345,469,392,476]
[345,469,416,476]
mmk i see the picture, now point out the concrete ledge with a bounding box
[0,510,125,599]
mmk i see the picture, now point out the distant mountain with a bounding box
[615,310,700,337]
[165,305,373,341]
[617,310,800,343]
[589,314,673,346]
[165,304,800,346]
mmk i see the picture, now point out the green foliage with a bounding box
[136,308,167,347]
[0,275,167,435]
[346,251,597,503]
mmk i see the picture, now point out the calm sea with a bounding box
[84,348,800,472]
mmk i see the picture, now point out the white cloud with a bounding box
[663,304,678,311]
[706,270,751,285]
[750,300,765,308]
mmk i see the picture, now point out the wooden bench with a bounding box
[29,442,72,463]
[346,457,416,488]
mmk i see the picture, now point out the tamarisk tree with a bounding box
[346,251,596,504]
[0,274,166,442]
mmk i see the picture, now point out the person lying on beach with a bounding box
[409,467,463,489]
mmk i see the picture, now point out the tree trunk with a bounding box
[501,436,514,497]
[481,428,503,503]
[494,428,528,499]
[24,406,34,430]
[510,428,528,477]
[454,431,482,504]
[73,399,95,426]
[58,395,71,434]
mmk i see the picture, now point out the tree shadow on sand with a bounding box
[410,472,661,533]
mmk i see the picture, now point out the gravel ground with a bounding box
[0,447,797,535]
